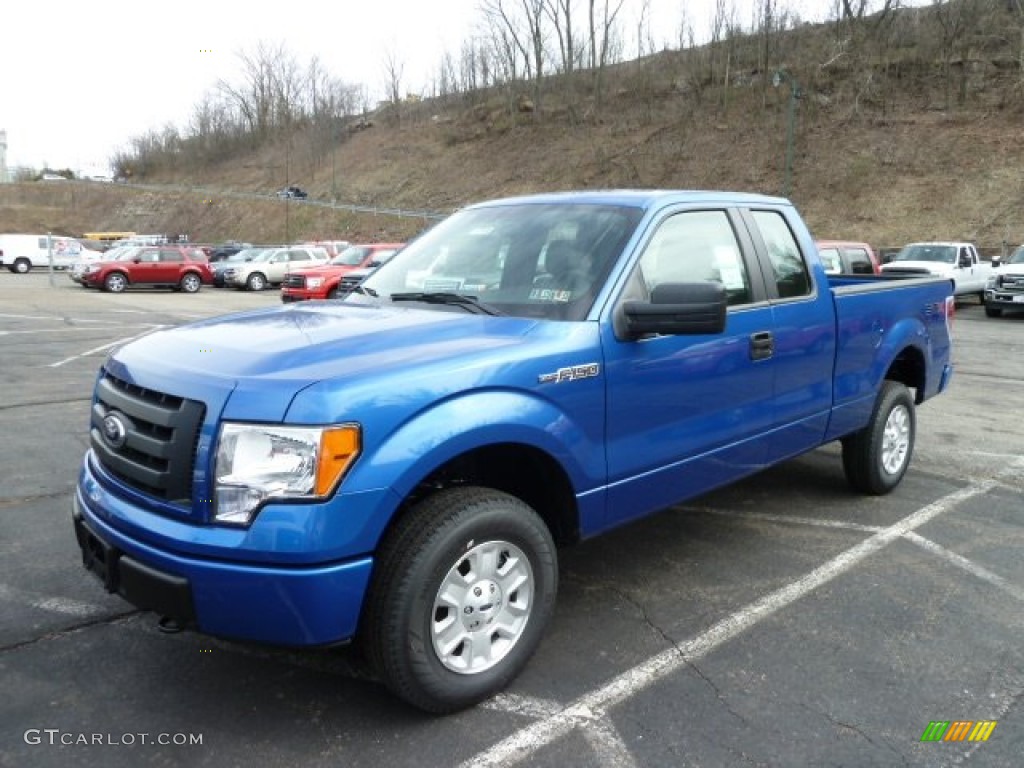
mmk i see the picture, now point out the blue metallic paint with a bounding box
[75,191,955,648]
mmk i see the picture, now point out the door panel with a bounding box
[602,208,776,531]
[743,209,835,462]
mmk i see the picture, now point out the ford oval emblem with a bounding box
[102,412,128,449]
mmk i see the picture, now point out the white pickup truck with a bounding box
[881,242,993,302]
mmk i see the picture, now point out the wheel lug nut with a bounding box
[464,606,473,614]
[474,587,482,597]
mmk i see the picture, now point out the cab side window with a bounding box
[846,248,873,275]
[638,210,752,306]
[751,210,810,298]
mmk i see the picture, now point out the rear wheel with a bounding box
[246,272,266,291]
[179,273,201,293]
[362,487,557,713]
[103,272,128,293]
[842,381,915,495]
[13,258,31,274]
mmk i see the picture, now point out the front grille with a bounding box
[90,372,205,504]
[996,274,1024,292]
[338,274,362,292]
[283,274,306,289]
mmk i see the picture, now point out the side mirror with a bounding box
[958,256,972,268]
[991,257,1001,268]
[621,282,727,338]
[132,258,141,264]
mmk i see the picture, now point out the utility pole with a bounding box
[772,69,802,199]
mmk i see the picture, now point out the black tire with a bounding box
[104,272,128,293]
[984,305,1003,318]
[179,272,202,293]
[13,258,31,274]
[362,487,558,713]
[842,381,915,495]
[246,272,267,291]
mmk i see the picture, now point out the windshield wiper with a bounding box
[351,285,378,297]
[389,292,502,315]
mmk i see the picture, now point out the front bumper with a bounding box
[72,486,374,647]
[984,288,1024,309]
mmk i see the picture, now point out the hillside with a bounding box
[5,15,1024,252]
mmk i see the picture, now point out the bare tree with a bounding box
[480,0,548,114]
[588,0,628,109]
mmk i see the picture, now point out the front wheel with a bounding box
[246,272,266,291]
[984,305,1003,318]
[104,272,128,293]
[13,258,32,274]
[842,381,915,495]
[179,273,201,293]
[362,487,558,713]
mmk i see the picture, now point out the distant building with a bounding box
[0,130,8,183]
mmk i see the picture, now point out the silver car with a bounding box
[223,246,328,291]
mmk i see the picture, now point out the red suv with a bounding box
[82,246,214,293]
[281,243,404,301]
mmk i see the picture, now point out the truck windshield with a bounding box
[348,203,643,321]
[892,245,956,264]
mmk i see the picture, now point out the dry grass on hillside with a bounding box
[6,25,1024,250]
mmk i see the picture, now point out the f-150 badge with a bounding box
[538,363,600,384]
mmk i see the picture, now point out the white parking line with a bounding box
[693,507,885,534]
[461,480,996,768]
[0,328,135,336]
[903,532,1024,603]
[47,327,167,368]
[0,313,141,325]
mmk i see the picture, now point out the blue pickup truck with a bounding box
[73,191,954,712]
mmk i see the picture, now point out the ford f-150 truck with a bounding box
[72,191,954,713]
[881,241,992,302]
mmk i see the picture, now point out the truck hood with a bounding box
[881,261,954,274]
[288,264,355,277]
[109,302,543,420]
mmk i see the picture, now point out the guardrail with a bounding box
[121,181,450,222]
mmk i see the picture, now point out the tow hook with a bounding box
[158,616,184,634]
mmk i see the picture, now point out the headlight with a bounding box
[214,422,361,525]
[985,275,997,289]
[85,265,100,274]
[307,277,324,288]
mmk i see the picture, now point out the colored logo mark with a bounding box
[920,720,997,742]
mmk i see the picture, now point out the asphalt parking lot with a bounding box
[1,272,1021,767]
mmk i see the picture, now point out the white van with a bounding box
[0,234,101,273]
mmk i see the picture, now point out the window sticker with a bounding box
[712,246,745,290]
[529,289,573,302]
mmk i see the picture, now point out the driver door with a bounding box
[601,207,776,530]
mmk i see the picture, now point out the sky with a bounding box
[1,0,836,175]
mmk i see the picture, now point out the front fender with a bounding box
[345,388,604,500]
